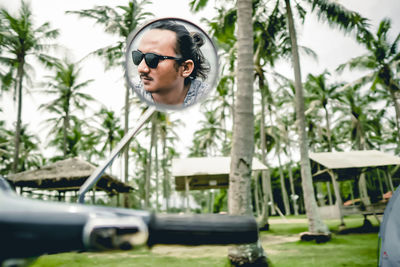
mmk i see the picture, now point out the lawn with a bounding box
[29,216,379,267]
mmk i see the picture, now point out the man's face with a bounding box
[137,29,184,94]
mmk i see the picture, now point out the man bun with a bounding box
[191,32,205,48]
[150,20,210,83]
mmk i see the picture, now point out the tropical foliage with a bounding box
[0,1,399,264]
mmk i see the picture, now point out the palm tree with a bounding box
[94,107,124,158]
[336,85,385,205]
[67,0,153,192]
[39,58,94,157]
[141,110,181,210]
[159,113,181,211]
[201,6,237,157]
[337,18,400,150]
[283,0,373,235]
[253,3,293,221]
[47,120,90,162]
[0,119,43,174]
[0,118,12,175]
[145,114,157,209]
[228,0,267,265]
[337,85,383,151]
[304,70,343,152]
[201,75,234,156]
[1,124,44,172]
[195,0,370,236]
[0,1,59,172]
[130,138,149,208]
[304,71,344,208]
[192,108,225,156]
[284,0,330,235]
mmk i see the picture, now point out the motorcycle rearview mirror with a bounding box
[78,18,219,203]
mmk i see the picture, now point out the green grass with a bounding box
[29,216,380,267]
[31,251,228,267]
[264,216,379,267]
[265,233,378,267]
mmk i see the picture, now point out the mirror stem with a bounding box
[78,106,156,203]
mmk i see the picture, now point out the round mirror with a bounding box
[125,18,219,111]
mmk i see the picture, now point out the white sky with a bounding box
[0,0,399,166]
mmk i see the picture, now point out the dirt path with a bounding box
[269,218,309,224]
[150,234,298,258]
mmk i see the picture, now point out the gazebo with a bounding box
[173,156,268,190]
[309,150,400,222]
[172,157,268,211]
[6,157,133,202]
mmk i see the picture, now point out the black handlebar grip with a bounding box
[0,211,88,260]
[146,213,258,246]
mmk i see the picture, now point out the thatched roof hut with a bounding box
[6,157,133,195]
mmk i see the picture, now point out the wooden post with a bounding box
[377,168,384,197]
[185,177,191,213]
[91,188,96,204]
[208,190,214,213]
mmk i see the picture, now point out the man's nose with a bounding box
[138,59,150,74]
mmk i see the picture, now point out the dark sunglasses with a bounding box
[132,50,182,69]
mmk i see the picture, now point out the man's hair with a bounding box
[150,20,210,84]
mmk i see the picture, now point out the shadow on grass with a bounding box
[336,218,380,234]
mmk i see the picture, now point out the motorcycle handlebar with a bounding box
[0,190,258,261]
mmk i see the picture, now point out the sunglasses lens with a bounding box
[145,54,159,68]
[132,51,144,65]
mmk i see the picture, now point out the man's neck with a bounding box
[151,82,190,105]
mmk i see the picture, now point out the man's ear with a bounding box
[181,59,194,78]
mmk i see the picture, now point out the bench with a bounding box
[341,202,387,225]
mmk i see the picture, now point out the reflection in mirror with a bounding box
[126,18,218,111]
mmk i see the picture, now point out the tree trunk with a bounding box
[145,115,156,209]
[256,170,270,229]
[254,173,260,217]
[155,129,159,212]
[63,104,71,157]
[389,88,400,145]
[161,127,170,211]
[12,60,25,173]
[228,0,267,265]
[326,182,333,206]
[288,163,299,215]
[358,172,371,206]
[323,106,332,152]
[260,92,273,218]
[384,166,395,192]
[285,0,329,234]
[123,84,130,208]
[277,152,291,215]
[266,169,275,215]
[323,105,333,207]
[316,183,325,206]
[329,170,344,226]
